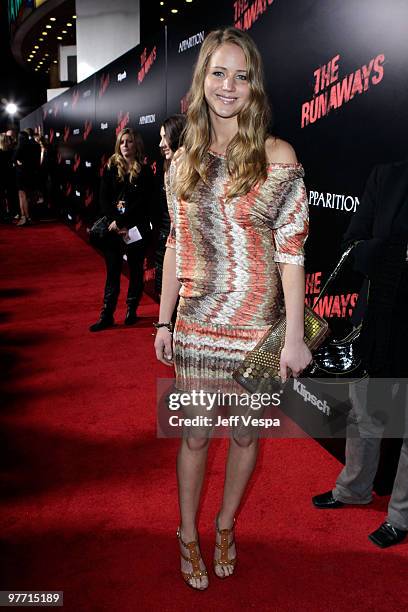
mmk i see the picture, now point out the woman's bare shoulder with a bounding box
[265,137,298,164]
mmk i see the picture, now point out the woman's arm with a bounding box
[154,246,181,365]
[265,137,312,381]
[279,263,311,381]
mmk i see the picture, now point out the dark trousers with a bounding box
[102,235,147,311]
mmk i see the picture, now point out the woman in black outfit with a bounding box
[90,128,155,332]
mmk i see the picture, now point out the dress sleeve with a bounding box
[165,161,177,249]
[270,169,309,266]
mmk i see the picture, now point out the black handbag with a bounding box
[305,242,368,384]
[306,323,367,382]
[89,216,110,244]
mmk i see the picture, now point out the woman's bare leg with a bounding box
[177,435,210,589]
[215,434,259,577]
[18,191,29,218]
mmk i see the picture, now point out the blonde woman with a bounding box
[90,128,155,331]
[154,27,311,589]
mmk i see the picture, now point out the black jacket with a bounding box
[99,163,156,236]
[343,160,408,376]
[343,160,408,271]
[13,138,41,188]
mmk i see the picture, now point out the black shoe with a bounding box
[312,491,345,509]
[124,306,138,326]
[89,312,114,332]
[368,522,407,548]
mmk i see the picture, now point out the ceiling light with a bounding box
[53,60,58,63]
[34,45,39,49]
[160,17,164,21]
[39,61,44,65]
[45,53,49,57]
[46,25,52,29]
[32,50,37,54]
[27,58,32,62]
[160,1,164,4]
[72,15,77,19]
[42,31,47,35]
[57,36,63,40]
[39,37,44,41]
[171,8,178,13]
[50,17,56,21]
[5,103,18,115]
[62,30,67,34]
[186,0,193,3]
[67,22,73,26]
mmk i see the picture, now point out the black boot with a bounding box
[89,304,115,332]
[124,302,138,326]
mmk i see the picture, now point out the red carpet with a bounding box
[0,222,406,611]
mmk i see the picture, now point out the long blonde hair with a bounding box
[176,27,271,200]
[108,128,144,182]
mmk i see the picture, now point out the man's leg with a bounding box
[333,378,385,503]
[313,378,386,508]
[368,437,408,547]
[387,436,408,530]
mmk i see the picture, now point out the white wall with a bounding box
[59,45,77,82]
[47,87,69,101]
[76,0,140,82]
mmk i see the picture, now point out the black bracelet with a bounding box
[153,322,173,333]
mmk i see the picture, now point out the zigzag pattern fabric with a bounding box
[165,151,309,391]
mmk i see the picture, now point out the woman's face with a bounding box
[204,43,250,121]
[159,126,173,160]
[120,132,136,160]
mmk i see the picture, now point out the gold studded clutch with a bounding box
[232,306,329,394]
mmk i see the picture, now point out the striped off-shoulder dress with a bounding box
[165,150,309,392]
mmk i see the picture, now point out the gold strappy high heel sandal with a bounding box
[176,527,208,590]
[213,516,236,578]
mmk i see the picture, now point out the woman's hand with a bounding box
[154,327,174,366]
[280,339,312,383]
[108,220,128,237]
